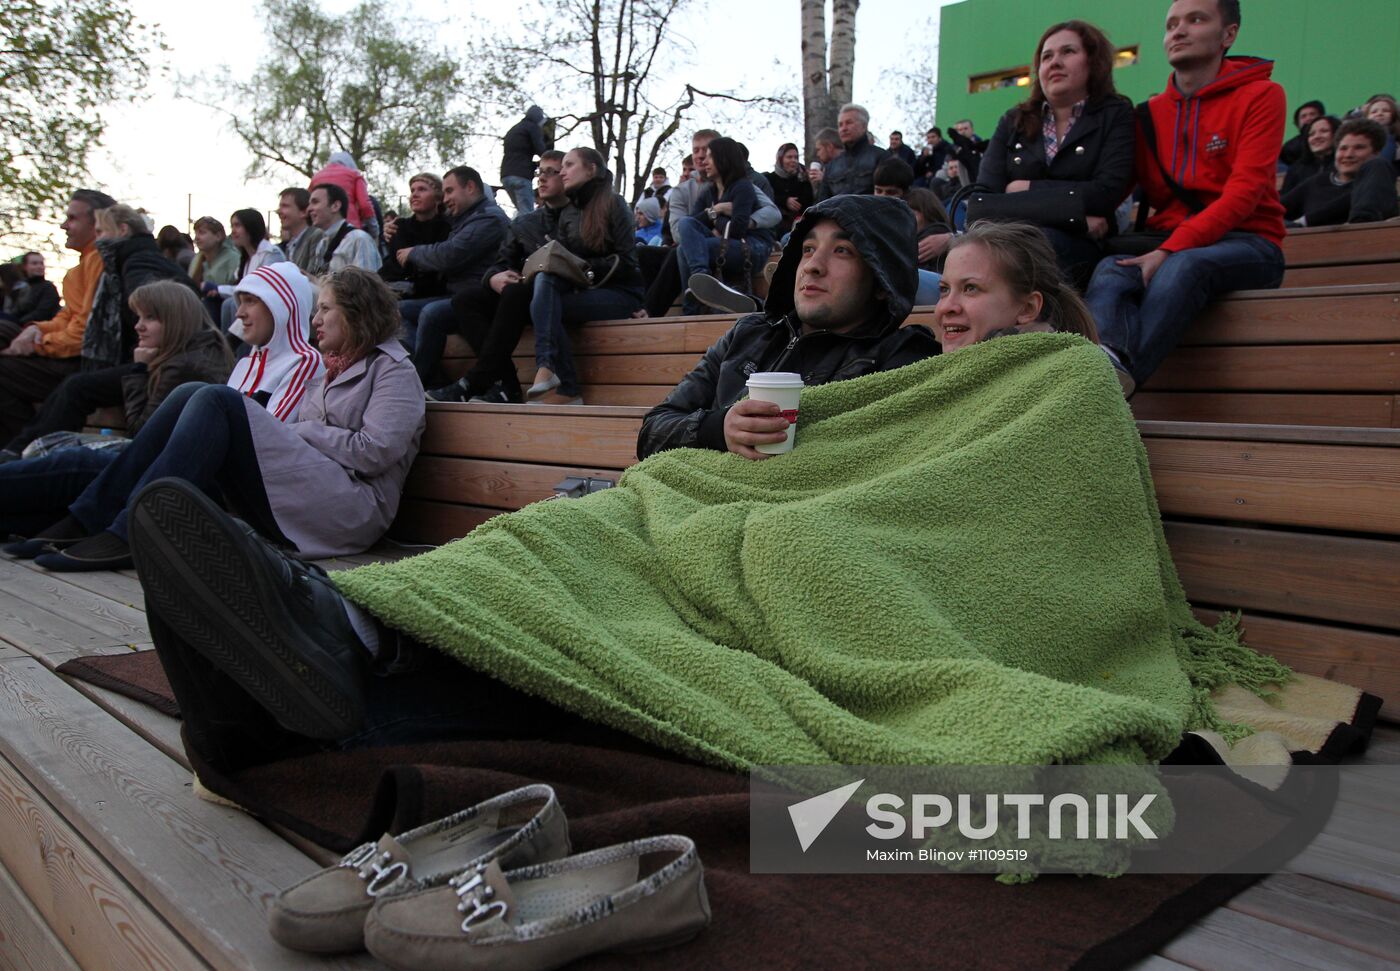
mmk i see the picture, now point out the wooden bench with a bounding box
[1279,220,1400,288]
[439,281,1400,427]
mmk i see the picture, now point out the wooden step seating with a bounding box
[1279,220,1400,288]
[440,282,1400,426]
[0,553,389,971]
[397,405,1400,720]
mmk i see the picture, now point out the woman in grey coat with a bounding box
[22,266,425,570]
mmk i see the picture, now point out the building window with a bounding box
[968,45,1139,94]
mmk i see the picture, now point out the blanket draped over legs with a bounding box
[335,334,1295,769]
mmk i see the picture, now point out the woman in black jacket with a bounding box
[970,19,1134,288]
[674,137,775,315]
[1280,115,1338,196]
[765,142,814,237]
[525,147,643,405]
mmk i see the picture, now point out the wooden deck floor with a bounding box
[0,550,1395,971]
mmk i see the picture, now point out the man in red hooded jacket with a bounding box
[1084,0,1286,393]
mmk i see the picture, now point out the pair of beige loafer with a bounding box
[268,784,710,970]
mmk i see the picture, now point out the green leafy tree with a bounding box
[1,0,158,240]
[208,0,478,194]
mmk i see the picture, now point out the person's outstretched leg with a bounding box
[40,383,280,571]
[407,297,456,386]
[0,447,120,542]
[528,272,580,396]
[129,477,368,740]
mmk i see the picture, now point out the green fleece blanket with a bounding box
[337,334,1288,768]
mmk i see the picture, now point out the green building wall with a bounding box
[935,0,1400,135]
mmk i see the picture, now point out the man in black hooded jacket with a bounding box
[638,194,939,460]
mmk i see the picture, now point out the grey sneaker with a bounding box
[363,835,709,971]
[269,784,569,954]
[686,272,760,314]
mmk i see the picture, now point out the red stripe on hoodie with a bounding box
[252,266,319,420]
[1138,55,1286,252]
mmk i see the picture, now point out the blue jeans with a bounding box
[1084,233,1285,384]
[502,175,535,214]
[404,295,472,385]
[0,447,119,536]
[530,273,643,397]
[68,383,280,542]
[398,296,453,353]
[675,216,770,314]
[915,269,942,307]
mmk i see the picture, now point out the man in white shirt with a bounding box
[307,184,381,276]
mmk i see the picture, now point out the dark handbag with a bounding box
[713,222,754,294]
[1104,231,1170,257]
[966,187,1086,234]
[1132,101,1207,231]
[521,240,593,288]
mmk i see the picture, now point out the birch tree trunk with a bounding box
[828,0,859,114]
[800,0,831,161]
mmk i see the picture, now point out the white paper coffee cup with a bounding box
[746,371,804,455]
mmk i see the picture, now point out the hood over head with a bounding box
[227,262,323,421]
[525,105,545,124]
[635,196,662,223]
[765,194,917,333]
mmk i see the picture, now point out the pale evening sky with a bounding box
[24,0,961,271]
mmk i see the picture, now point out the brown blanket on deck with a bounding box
[56,649,1382,971]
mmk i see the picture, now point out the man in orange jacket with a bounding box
[1084,0,1286,394]
[0,189,115,442]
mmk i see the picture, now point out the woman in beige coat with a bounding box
[27,265,425,570]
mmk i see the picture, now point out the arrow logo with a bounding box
[787,779,864,852]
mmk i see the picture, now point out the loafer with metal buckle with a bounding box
[269,784,569,954]
[363,834,709,971]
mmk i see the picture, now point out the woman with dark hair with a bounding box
[970,19,1135,287]
[1364,94,1399,166]
[156,226,195,271]
[216,209,286,333]
[905,188,952,273]
[14,265,420,570]
[765,142,813,236]
[674,136,775,315]
[526,147,644,404]
[1281,115,1339,196]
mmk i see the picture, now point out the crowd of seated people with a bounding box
[1,0,1397,580]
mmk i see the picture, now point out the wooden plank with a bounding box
[578,384,674,407]
[1137,421,1400,447]
[1165,523,1400,630]
[391,499,500,546]
[0,752,212,971]
[1144,438,1400,535]
[419,407,643,467]
[1281,222,1400,266]
[405,456,622,511]
[0,562,148,644]
[1284,263,1399,288]
[0,655,376,971]
[1147,344,1400,393]
[1287,831,1400,903]
[1188,288,1400,345]
[1195,609,1400,722]
[1230,874,1400,963]
[1131,392,1397,428]
[0,856,83,971]
[1161,906,1394,970]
